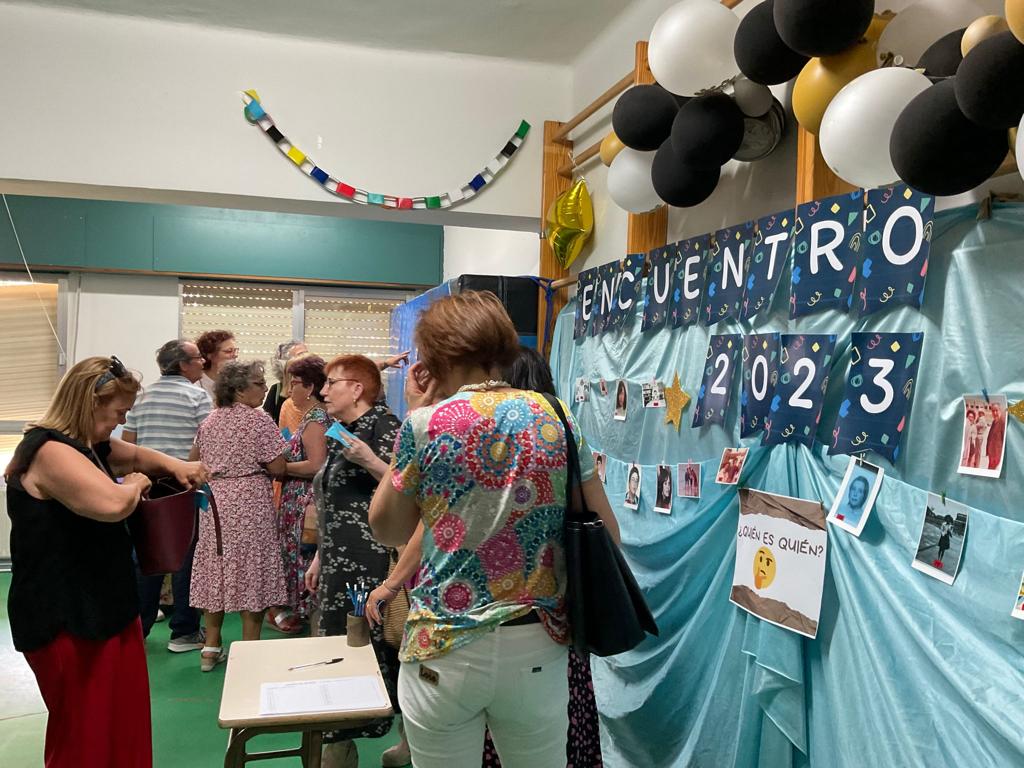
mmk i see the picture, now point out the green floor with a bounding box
[0,572,400,767]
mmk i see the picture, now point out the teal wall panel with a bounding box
[0,196,87,267]
[0,195,442,286]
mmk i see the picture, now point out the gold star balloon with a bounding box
[664,373,691,431]
[546,178,594,270]
[1009,400,1024,424]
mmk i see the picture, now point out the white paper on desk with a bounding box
[259,676,387,716]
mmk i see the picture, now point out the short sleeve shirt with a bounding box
[391,389,593,662]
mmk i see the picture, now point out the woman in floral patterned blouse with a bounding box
[304,354,401,768]
[370,291,620,768]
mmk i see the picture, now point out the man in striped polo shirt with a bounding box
[124,339,212,652]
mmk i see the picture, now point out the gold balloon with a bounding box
[961,15,1010,55]
[1011,126,1019,152]
[599,132,626,166]
[546,178,594,270]
[1009,0,1024,44]
[793,37,879,135]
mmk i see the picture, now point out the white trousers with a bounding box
[398,623,569,768]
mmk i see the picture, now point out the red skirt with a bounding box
[24,617,152,768]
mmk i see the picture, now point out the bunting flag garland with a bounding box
[790,192,863,319]
[856,186,934,317]
[741,332,780,438]
[763,334,837,447]
[670,234,708,329]
[241,89,529,210]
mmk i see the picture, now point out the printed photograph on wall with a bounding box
[614,380,629,421]
[731,489,828,638]
[912,493,969,586]
[593,452,607,484]
[654,464,673,514]
[574,377,590,403]
[827,457,884,537]
[715,447,749,485]
[958,394,1007,478]
[643,379,666,408]
[624,463,642,510]
[679,461,701,499]
[1013,570,1024,620]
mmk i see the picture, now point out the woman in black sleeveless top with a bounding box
[5,356,208,768]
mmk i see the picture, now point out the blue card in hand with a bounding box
[281,427,292,441]
[326,421,354,446]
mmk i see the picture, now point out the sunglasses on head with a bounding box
[94,356,130,391]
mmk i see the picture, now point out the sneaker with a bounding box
[168,630,206,653]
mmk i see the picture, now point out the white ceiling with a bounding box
[15,0,634,63]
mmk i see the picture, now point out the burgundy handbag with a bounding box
[129,479,222,576]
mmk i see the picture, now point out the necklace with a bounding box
[456,379,512,393]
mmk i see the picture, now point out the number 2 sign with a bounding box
[830,332,923,462]
[741,333,780,438]
[692,334,742,427]
[763,334,837,447]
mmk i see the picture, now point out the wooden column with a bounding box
[537,121,573,352]
[795,127,856,205]
[626,40,669,254]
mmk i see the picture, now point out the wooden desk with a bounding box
[218,636,393,768]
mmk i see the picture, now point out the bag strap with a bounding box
[543,394,587,520]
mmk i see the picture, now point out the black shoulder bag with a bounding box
[545,395,658,657]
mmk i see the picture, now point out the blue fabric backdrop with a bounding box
[550,203,1024,767]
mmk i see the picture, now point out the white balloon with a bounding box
[1017,113,1024,184]
[649,0,740,96]
[732,77,773,117]
[877,0,985,66]
[607,149,662,214]
[820,68,932,189]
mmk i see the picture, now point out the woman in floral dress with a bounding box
[304,354,403,768]
[270,354,330,633]
[189,361,288,672]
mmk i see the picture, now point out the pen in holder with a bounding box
[346,613,370,647]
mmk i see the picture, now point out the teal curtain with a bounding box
[550,203,1024,767]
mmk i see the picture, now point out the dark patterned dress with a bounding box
[313,401,401,742]
[278,404,331,619]
[482,649,604,767]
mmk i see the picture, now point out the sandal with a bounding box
[200,646,226,673]
[267,610,303,635]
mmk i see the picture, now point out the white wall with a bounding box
[568,0,1020,273]
[443,226,540,281]
[0,2,570,228]
[72,273,181,385]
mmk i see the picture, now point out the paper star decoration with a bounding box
[1009,400,1024,424]
[663,373,691,431]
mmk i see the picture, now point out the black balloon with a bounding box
[612,84,679,151]
[735,0,809,85]
[954,32,1024,129]
[652,139,721,208]
[773,0,874,57]
[917,27,965,77]
[671,93,745,168]
[891,79,1008,196]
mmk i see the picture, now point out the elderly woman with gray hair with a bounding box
[189,360,289,672]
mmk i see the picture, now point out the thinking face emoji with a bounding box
[753,547,776,589]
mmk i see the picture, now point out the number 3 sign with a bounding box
[830,332,923,462]
[763,334,837,447]
[693,334,742,427]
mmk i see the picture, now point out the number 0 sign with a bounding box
[741,333,780,438]
[763,334,836,447]
[830,332,923,462]
[693,334,742,427]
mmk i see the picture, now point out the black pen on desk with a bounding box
[288,657,344,671]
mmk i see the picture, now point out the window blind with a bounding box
[304,296,403,361]
[0,281,60,424]
[180,282,295,371]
